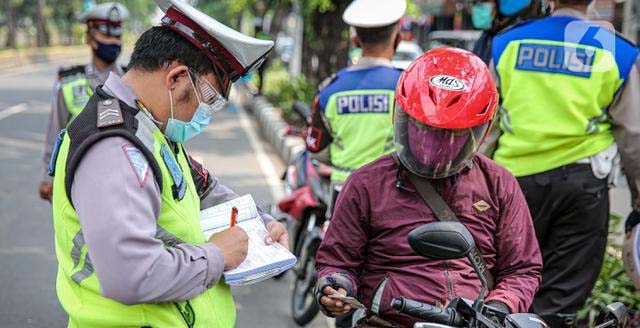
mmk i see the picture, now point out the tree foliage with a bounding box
[2,0,158,49]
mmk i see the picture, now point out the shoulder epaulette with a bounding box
[96,96,124,128]
[317,73,339,92]
[57,65,86,80]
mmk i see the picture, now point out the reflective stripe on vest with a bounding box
[61,76,92,122]
[52,109,235,328]
[67,226,186,285]
[324,89,396,182]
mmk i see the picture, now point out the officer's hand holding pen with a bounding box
[208,227,249,270]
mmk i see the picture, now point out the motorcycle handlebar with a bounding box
[391,297,463,327]
[292,101,312,122]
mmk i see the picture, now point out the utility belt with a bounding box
[523,143,620,185]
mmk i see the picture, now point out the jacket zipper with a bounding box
[443,260,454,301]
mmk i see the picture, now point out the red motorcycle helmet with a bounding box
[394,47,498,178]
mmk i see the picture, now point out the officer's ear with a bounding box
[392,23,401,50]
[393,32,401,51]
[85,30,96,49]
[353,35,362,49]
[165,64,190,92]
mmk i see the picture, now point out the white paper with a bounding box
[200,195,296,285]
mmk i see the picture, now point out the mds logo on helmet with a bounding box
[428,75,467,91]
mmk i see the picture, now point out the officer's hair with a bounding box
[355,23,399,48]
[128,26,215,76]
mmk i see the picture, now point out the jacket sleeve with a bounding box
[315,176,369,297]
[609,61,640,211]
[485,171,543,313]
[306,95,333,153]
[42,81,69,181]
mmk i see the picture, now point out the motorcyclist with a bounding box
[314,48,542,327]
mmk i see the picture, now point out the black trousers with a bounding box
[517,164,609,328]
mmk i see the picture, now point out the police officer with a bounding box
[306,0,406,185]
[48,0,287,326]
[471,0,547,64]
[39,2,129,202]
[489,1,640,326]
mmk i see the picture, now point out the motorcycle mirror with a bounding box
[408,222,475,260]
[291,101,312,122]
[595,302,627,328]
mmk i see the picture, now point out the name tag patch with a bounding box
[337,94,390,114]
[515,43,595,78]
[161,144,186,200]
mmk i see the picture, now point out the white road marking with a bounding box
[236,105,285,201]
[0,103,28,121]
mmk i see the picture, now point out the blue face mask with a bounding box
[164,103,213,143]
[93,40,121,64]
[472,3,495,30]
[164,72,226,143]
[498,0,531,16]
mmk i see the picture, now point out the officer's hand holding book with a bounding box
[209,227,249,270]
[265,221,289,250]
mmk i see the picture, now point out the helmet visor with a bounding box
[394,105,489,178]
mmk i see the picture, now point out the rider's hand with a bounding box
[38,181,53,203]
[208,227,249,270]
[319,286,352,317]
[265,221,289,250]
[625,210,640,234]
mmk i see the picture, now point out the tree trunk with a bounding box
[268,2,289,39]
[5,2,19,48]
[35,0,50,47]
[302,0,350,83]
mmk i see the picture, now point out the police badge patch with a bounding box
[122,144,150,187]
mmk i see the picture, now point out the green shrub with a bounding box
[578,215,640,326]
[261,61,316,125]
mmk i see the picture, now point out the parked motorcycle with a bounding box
[391,221,628,328]
[277,101,335,326]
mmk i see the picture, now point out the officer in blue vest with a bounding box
[39,2,129,202]
[489,0,640,326]
[306,0,406,185]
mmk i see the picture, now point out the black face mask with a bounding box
[93,39,121,64]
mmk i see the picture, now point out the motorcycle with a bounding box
[391,221,628,328]
[277,101,335,326]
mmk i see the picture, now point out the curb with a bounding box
[235,83,305,166]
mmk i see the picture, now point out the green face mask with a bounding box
[472,2,495,30]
